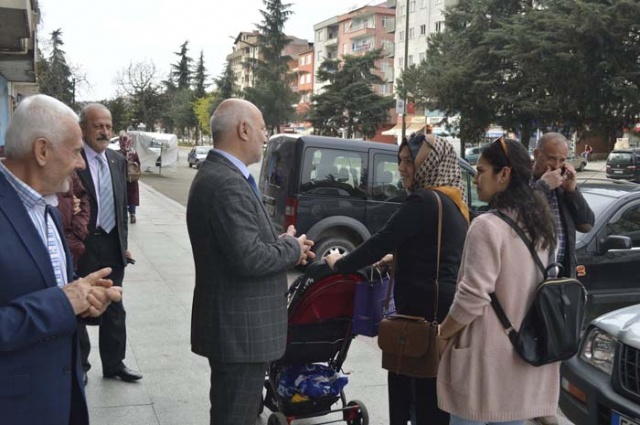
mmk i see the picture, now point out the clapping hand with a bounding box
[286,225,315,266]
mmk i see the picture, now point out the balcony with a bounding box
[0,0,39,83]
[383,43,394,57]
[325,36,338,47]
[352,43,372,54]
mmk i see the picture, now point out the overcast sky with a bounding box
[39,0,375,101]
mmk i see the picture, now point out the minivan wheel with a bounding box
[313,237,357,261]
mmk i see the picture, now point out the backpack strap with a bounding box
[491,210,546,275]
[488,210,544,340]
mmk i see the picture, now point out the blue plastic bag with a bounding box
[277,364,348,399]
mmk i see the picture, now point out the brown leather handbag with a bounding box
[377,190,443,378]
[127,161,141,183]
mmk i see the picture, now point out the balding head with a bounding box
[537,132,570,151]
[209,99,267,166]
[5,94,79,160]
[533,132,570,178]
[3,94,85,196]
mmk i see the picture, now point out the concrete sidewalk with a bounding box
[85,182,389,425]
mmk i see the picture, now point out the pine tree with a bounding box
[244,0,297,133]
[193,50,209,98]
[171,40,193,90]
[37,29,75,106]
[308,50,394,139]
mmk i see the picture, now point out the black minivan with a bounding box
[606,148,640,183]
[259,134,483,260]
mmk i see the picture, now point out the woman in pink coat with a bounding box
[437,139,558,425]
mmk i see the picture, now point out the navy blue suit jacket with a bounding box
[0,172,88,425]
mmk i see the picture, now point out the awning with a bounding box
[381,124,403,136]
[381,123,426,136]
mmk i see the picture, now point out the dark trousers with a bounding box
[208,359,267,425]
[77,230,127,374]
[388,372,449,425]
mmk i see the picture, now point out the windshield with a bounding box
[195,146,211,154]
[608,152,633,164]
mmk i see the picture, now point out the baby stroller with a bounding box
[261,261,370,425]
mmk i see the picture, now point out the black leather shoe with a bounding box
[103,365,143,382]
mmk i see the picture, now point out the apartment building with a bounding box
[0,0,39,151]
[227,32,260,92]
[384,0,458,140]
[227,32,312,93]
[313,3,396,97]
[295,47,314,114]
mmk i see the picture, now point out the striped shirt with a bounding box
[531,178,566,263]
[0,163,68,287]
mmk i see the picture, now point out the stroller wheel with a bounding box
[267,411,288,425]
[344,400,369,425]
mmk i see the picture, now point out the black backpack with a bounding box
[489,211,588,367]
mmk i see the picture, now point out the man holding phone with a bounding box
[530,132,594,425]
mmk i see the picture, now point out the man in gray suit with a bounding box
[187,99,314,424]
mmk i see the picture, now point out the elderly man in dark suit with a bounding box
[187,99,314,424]
[0,94,121,424]
[76,103,143,383]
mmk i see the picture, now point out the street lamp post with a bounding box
[400,0,410,142]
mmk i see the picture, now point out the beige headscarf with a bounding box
[412,134,469,223]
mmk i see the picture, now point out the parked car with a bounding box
[566,151,588,172]
[188,146,212,169]
[607,148,640,183]
[560,303,640,425]
[259,134,485,261]
[107,136,120,151]
[464,146,482,165]
[573,179,640,314]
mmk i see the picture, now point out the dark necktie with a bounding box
[247,174,260,198]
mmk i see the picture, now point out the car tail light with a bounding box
[627,165,636,170]
[284,197,298,228]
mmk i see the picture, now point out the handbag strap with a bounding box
[383,190,443,324]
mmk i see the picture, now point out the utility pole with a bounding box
[400,0,410,142]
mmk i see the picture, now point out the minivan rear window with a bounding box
[300,148,366,198]
[608,152,633,164]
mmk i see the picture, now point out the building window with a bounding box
[420,24,426,35]
[408,55,414,66]
[409,27,415,39]
[400,5,405,15]
[398,57,404,67]
[317,50,323,61]
[382,16,390,28]
[410,0,416,11]
[435,21,444,32]
[399,31,405,42]
[419,52,425,62]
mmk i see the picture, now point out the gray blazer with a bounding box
[187,151,301,363]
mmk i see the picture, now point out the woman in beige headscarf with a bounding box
[326,132,469,425]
